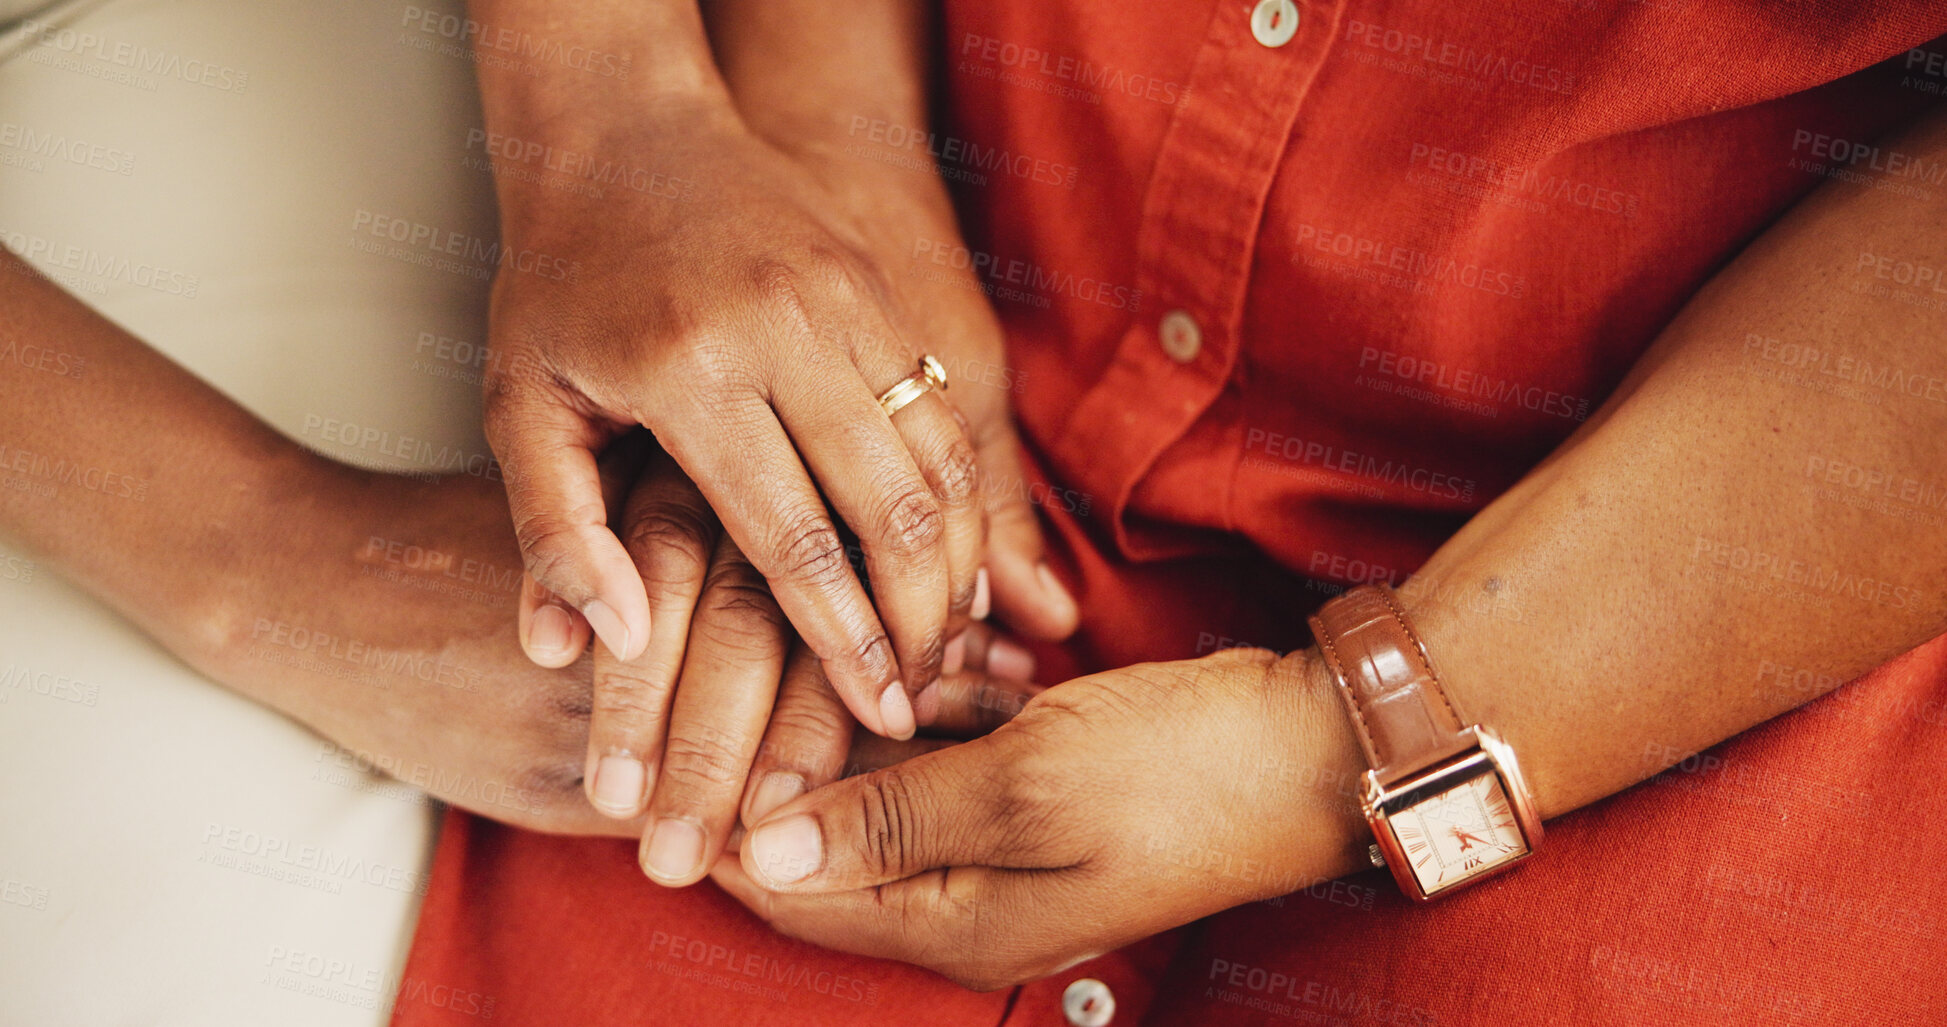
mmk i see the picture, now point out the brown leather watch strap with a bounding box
[1308,584,1470,782]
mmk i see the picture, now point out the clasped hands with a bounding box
[461,102,1364,989]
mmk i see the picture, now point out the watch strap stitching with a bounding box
[1311,626,1380,765]
[1374,585,1463,727]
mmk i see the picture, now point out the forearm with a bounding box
[463,0,732,227]
[704,0,935,151]
[1276,104,1947,886]
[0,253,329,669]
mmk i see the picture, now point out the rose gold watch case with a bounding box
[1363,726,1544,902]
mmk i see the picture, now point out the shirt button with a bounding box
[1158,309,1202,363]
[1251,0,1301,47]
[1062,978,1116,1027]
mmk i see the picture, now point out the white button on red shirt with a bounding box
[1250,0,1300,47]
[1062,977,1115,1026]
[1158,309,1202,363]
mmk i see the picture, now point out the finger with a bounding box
[483,374,651,661]
[923,673,1044,739]
[710,855,1003,982]
[740,732,1033,892]
[878,387,986,693]
[659,395,902,740]
[584,458,720,819]
[974,419,1079,641]
[640,534,789,887]
[774,346,951,707]
[918,622,1042,737]
[518,573,591,669]
[741,645,853,830]
[842,734,959,775]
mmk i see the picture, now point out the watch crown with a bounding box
[1368,843,1386,868]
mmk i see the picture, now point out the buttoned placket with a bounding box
[1045,0,1349,565]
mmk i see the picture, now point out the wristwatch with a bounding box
[1308,584,1542,901]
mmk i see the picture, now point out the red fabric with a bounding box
[395,3,1947,1024]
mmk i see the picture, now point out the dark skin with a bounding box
[463,0,1078,884]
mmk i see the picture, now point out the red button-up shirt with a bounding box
[395,4,1947,1025]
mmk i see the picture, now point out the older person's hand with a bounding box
[711,648,1372,990]
[483,101,1011,740]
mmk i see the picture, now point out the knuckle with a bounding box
[694,562,787,647]
[761,702,851,758]
[880,486,945,560]
[929,438,981,510]
[659,727,752,794]
[512,523,583,595]
[857,768,928,878]
[769,514,855,592]
[671,333,758,393]
[803,243,884,305]
[623,508,714,586]
[591,669,669,724]
[748,259,822,341]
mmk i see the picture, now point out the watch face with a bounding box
[1388,772,1529,895]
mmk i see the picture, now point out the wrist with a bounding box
[1246,647,1372,900]
[187,446,369,691]
[487,95,742,238]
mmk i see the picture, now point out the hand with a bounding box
[612,605,1043,886]
[517,432,1044,884]
[758,131,1084,643]
[198,458,1035,842]
[711,648,1371,990]
[483,100,994,739]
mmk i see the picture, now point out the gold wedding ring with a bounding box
[877,354,948,417]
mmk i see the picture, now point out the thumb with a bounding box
[972,415,1079,640]
[482,371,651,662]
[740,734,1025,892]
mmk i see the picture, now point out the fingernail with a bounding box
[526,603,575,659]
[880,683,916,741]
[988,636,1036,681]
[590,755,646,817]
[1035,562,1077,621]
[914,679,942,725]
[641,819,705,883]
[583,599,640,661]
[748,814,821,886]
[942,634,967,675]
[748,772,805,824]
[971,568,991,620]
